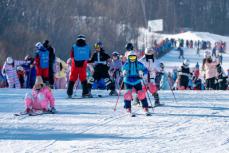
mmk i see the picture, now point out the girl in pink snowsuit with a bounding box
[24,76,56,113]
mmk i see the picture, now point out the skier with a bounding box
[109,51,122,89]
[159,63,170,90]
[2,57,26,88]
[67,35,91,98]
[22,55,36,88]
[178,59,191,90]
[139,48,161,106]
[43,40,56,88]
[87,41,117,96]
[35,42,50,84]
[24,76,56,113]
[192,70,202,90]
[216,63,227,90]
[16,66,25,88]
[177,45,184,59]
[203,56,218,90]
[122,43,150,116]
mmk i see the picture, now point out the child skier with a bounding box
[109,51,122,89]
[35,42,50,83]
[122,43,150,116]
[139,48,161,106]
[24,76,56,113]
[178,59,191,90]
[16,66,25,88]
[2,57,26,88]
[159,63,170,90]
[88,41,117,96]
[55,57,68,89]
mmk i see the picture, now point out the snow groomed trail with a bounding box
[0,89,229,153]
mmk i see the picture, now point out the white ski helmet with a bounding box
[127,51,137,62]
[204,50,211,58]
[145,48,154,55]
[16,66,24,71]
[183,59,190,66]
[35,42,43,49]
[6,57,13,64]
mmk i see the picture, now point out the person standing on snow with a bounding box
[35,42,50,84]
[159,63,170,90]
[139,48,161,106]
[177,45,184,59]
[24,76,56,113]
[178,59,191,90]
[67,35,91,98]
[43,40,56,88]
[2,57,27,88]
[55,57,68,89]
[109,51,123,89]
[203,57,218,90]
[122,43,150,115]
[87,41,117,96]
[22,55,36,88]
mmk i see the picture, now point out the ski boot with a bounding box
[126,108,136,117]
[143,107,151,116]
[49,107,57,114]
[25,108,32,113]
[82,92,93,98]
[109,89,118,96]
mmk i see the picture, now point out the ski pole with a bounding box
[142,79,154,112]
[74,79,80,96]
[114,79,124,112]
[168,77,177,103]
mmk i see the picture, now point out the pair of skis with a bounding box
[14,110,56,116]
[129,103,165,117]
[68,94,106,99]
[129,112,152,117]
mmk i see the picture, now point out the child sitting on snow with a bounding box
[24,76,56,113]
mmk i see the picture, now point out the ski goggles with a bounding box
[94,44,102,49]
[128,55,137,62]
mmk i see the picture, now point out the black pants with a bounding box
[206,77,216,90]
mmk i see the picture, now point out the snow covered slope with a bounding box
[159,31,229,72]
[162,31,229,52]
[160,47,229,73]
[0,89,229,153]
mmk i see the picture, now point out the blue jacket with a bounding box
[122,61,147,85]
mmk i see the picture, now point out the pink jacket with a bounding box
[204,62,218,79]
[25,86,55,110]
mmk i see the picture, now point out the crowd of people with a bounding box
[0,34,228,114]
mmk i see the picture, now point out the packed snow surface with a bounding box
[0,89,229,153]
[1,32,229,152]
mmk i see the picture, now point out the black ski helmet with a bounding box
[112,51,119,57]
[77,34,86,41]
[125,43,134,51]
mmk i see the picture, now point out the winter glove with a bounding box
[138,70,144,78]
[49,107,56,114]
[122,70,127,77]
